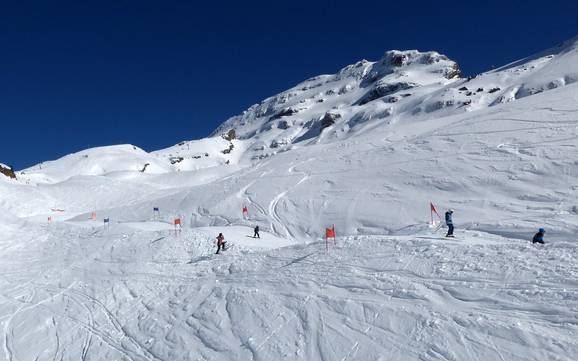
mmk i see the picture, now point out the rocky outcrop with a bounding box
[357,82,418,105]
[321,112,341,129]
[445,63,463,79]
[169,157,184,164]
[269,107,298,121]
[221,143,234,154]
[0,164,16,179]
[270,138,291,148]
[425,100,456,113]
[222,129,236,141]
[277,120,292,130]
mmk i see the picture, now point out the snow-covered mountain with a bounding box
[0,36,577,360]
[6,35,578,235]
[212,49,463,149]
[213,36,577,155]
[15,36,577,185]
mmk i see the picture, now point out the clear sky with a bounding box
[1,0,577,169]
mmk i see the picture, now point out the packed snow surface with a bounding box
[0,222,576,360]
[1,37,578,360]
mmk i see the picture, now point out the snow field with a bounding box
[1,36,578,360]
[0,218,576,360]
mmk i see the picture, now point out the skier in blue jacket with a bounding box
[532,228,545,244]
[445,209,454,237]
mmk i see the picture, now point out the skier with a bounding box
[532,228,545,244]
[253,225,260,238]
[445,209,454,237]
[215,233,226,254]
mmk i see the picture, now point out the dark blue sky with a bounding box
[2,0,577,169]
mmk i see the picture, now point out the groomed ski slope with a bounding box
[0,220,576,361]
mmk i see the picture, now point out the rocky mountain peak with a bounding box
[0,163,16,179]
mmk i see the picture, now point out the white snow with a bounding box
[1,36,578,360]
[0,221,575,360]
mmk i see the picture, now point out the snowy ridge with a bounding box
[212,36,578,156]
[21,138,245,185]
[212,49,463,151]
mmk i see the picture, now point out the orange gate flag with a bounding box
[91,212,97,220]
[430,202,440,217]
[174,218,181,226]
[430,202,442,224]
[326,225,336,239]
[325,225,336,251]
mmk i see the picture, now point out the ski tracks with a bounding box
[3,287,35,361]
[46,285,159,361]
[269,189,293,238]
[2,274,159,361]
[67,286,163,361]
[253,294,313,355]
[268,159,313,239]
[240,180,267,219]
[339,251,418,361]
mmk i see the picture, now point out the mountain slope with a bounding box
[0,36,577,361]
[93,80,578,241]
[1,36,577,237]
[212,36,578,159]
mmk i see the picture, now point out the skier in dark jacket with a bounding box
[253,225,260,238]
[215,233,226,254]
[532,228,545,244]
[445,209,454,237]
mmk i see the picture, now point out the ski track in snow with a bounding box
[267,159,312,239]
[0,219,577,360]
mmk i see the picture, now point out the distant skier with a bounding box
[445,209,454,237]
[532,228,545,244]
[215,233,226,254]
[253,225,260,238]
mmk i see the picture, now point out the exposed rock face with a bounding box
[390,53,409,67]
[221,143,234,154]
[269,107,298,121]
[445,63,463,79]
[222,129,236,141]
[270,138,290,148]
[169,157,184,165]
[358,82,418,105]
[321,112,341,129]
[425,100,455,113]
[0,164,16,179]
[277,120,292,130]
